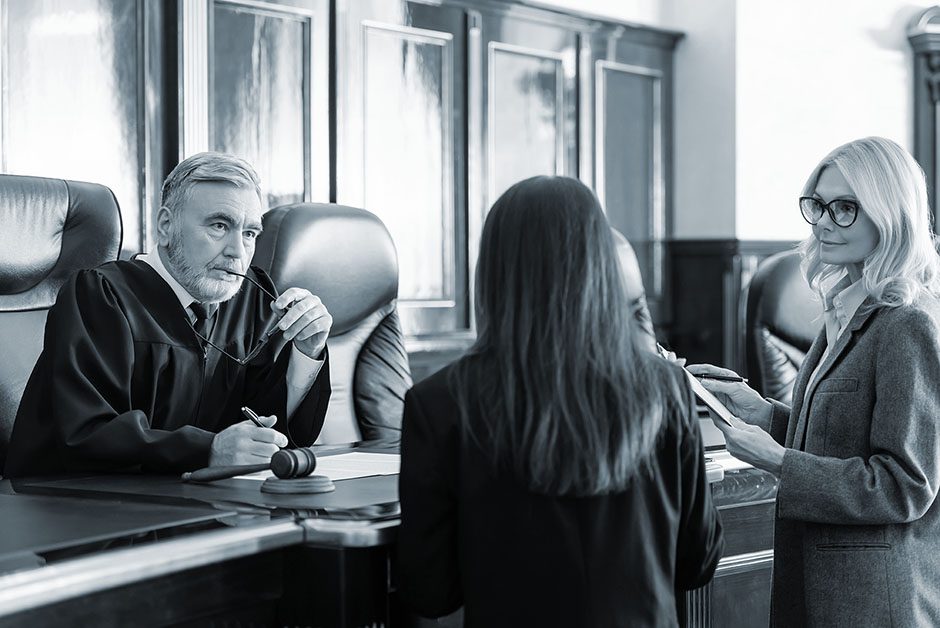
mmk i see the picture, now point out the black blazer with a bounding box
[397,360,723,628]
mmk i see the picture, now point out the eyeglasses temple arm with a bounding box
[220,269,279,302]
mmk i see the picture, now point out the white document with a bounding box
[235,452,401,482]
[655,342,736,427]
[683,370,735,426]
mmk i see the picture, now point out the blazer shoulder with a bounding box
[877,295,940,333]
[911,291,940,320]
[409,361,458,400]
[650,357,696,432]
[403,363,464,456]
[868,297,940,366]
[406,361,462,424]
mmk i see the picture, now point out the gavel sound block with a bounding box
[182,447,335,494]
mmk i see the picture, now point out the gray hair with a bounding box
[161,152,262,218]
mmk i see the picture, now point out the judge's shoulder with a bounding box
[62,258,151,289]
[54,260,141,301]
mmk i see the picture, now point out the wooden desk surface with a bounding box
[0,449,403,621]
[12,472,399,517]
[0,492,233,560]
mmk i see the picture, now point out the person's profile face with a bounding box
[161,181,264,303]
[615,239,645,304]
[810,166,880,274]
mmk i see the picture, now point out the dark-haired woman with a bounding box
[398,176,723,627]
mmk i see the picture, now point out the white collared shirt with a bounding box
[803,274,869,402]
[822,275,869,350]
[139,250,323,418]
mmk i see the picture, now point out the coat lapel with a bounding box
[790,297,880,449]
[806,298,879,398]
[786,330,826,448]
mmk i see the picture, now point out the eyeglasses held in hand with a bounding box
[798,196,860,228]
[189,270,282,365]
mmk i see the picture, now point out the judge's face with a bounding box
[158,181,263,303]
[811,166,880,280]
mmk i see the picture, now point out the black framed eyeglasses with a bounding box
[189,270,282,365]
[798,196,860,228]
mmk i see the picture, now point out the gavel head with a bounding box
[270,447,317,479]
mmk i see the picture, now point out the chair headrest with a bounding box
[0,175,122,311]
[744,249,822,394]
[254,203,399,335]
[747,250,820,350]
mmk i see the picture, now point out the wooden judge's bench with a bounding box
[0,442,776,627]
[691,448,777,627]
[0,446,404,627]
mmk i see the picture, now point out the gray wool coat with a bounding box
[766,292,940,627]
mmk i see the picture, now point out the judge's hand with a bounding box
[686,363,772,426]
[271,288,333,359]
[712,415,785,476]
[209,414,288,466]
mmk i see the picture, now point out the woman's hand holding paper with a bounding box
[686,363,772,429]
[711,415,785,476]
[686,363,783,475]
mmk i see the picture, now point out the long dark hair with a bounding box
[452,176,682,496]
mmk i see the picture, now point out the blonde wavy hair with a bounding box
[799,136,940,308]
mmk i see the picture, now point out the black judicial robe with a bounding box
[4,260,330,477]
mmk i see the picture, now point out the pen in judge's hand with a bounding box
[694,373,748,384]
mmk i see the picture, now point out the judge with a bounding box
[4,152,332,477]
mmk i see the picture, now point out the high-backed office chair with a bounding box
[744,250,822,403]
[0,174,122,469]
[254,203,411,445]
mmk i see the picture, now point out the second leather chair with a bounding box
[254,203,411,444]
[744,250,822,403]
[0,174,122,470]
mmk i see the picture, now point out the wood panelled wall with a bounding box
[668,240,798,376]
[0,0,787,379]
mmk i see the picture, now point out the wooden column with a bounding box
[908,6,940,222]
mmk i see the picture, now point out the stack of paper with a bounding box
[235,452,401,482]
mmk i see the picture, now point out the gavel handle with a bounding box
[181,463,270,483]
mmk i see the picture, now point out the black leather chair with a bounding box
[0,174,122,469]
[744,250,822,403]
[253,203,411,444]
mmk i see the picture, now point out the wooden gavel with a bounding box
[181,447,317,483]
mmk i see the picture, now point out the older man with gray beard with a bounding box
[4,152,332,477]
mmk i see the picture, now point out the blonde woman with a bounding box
[691,136,940,626]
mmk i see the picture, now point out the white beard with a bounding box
[164,229,243,304]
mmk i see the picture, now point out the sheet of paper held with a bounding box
[234,452,401,482]
[682,370,736,427]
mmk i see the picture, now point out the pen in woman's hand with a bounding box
[694,373,748,384]
[241,406,265,427]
